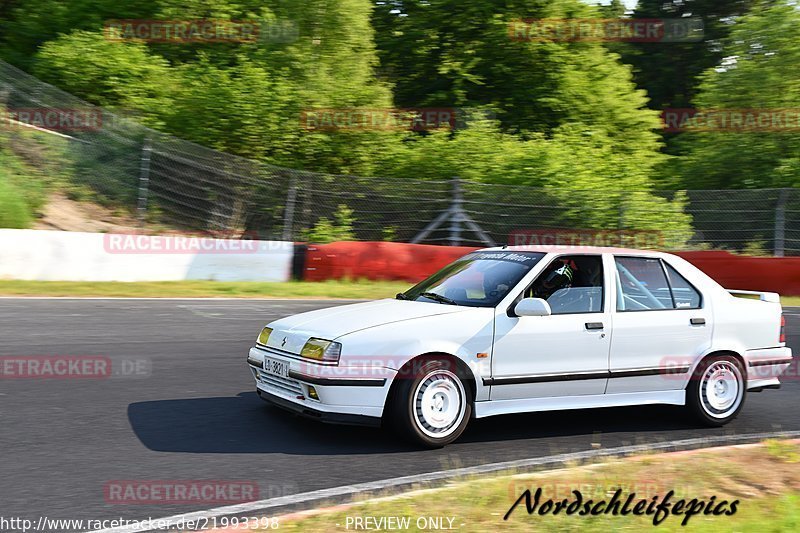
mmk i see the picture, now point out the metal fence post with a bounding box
[282,177,298,242]
[774,188,789,257]
[137,137,152,228]
[412,176,495,246]
[449,177,463,246]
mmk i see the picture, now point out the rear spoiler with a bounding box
[728,290,781,304]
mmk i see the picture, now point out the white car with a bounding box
[247,246,792,447]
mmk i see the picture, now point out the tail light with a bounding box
[780,314,786,344]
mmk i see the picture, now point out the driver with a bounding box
[482,264,515,299]
[531,261,574,300]
[571,256,602,288]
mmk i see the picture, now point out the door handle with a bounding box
[690,318,706,325]
[585,322,604,330]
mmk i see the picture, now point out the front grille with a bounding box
[259,345,300,358]
[257,344,337,366]
[256,368,303,396]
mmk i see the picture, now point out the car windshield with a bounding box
[401,251,545,307]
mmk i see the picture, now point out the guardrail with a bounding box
[1,232,797,295]
[297,242,800,295]
[0,229,293,282]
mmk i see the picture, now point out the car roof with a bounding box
[481,245,667,256]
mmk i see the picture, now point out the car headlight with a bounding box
[256,327,273,346]
[300,338,342,364]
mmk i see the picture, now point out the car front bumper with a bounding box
[247,346,396,425]
[256,388,382,427]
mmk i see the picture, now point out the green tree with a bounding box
[20,1,395,171]
[303,204,356,243]
[33,31,174,120]
[620,0,763,111]
[673,2,800,189]
[599,0,626,18]
[0,0,157,68]
[371,119,693,247]
[372,0,660,145]
[0,0,693,244]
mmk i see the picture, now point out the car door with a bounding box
[607,255,711,393]
[489,254,611,400]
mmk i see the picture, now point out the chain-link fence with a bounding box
[1,59,798,254]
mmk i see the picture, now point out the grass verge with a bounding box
[263,440,800,532]
[0,280,797,304]
[0,279,411,299]
[783,296,800,306]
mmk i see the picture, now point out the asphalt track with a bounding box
[0,299,798,529]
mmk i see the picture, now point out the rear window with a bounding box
[664,262,702,309]
[615,257,672,311]
[615,256,702,311]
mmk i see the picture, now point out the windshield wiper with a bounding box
[419,292,458,305]
[395,292,410,300]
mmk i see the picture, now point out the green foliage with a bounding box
[382,226,397,242]
[598,0,626,18]
[162,56,296,160]
[2,0,745,244]
[34,31,174,121]
[0,143,36,228]
[303,204,356,243]
[0,0,157,68]
[620,0,761,111]
[741,240,771,257]
[765,439,800,463]
[0,173,33,228]
[16,1,394,169]
[671,2,800,189]
[0,113,80,229]
[372,0,661,143]
[366,119,692,245]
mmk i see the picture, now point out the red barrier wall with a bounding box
[303,243,800,295]
[304,242,477,283]
[676,251,800,296]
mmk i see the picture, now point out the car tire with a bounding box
[388,358,471,448]
[686,354,746,426]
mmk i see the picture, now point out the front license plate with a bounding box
[264,357,289,378]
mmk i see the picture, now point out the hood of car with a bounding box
[263,299,467,353]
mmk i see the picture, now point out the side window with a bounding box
[664,262,702,309]
[615,257,672,311]
[525,255,604,314]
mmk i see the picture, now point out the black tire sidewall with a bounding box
[687,355,746,426]
[390,358,472,448]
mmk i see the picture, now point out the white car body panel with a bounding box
[490,311,611,399]
[248,246,792,426]
[474,390,686,418]
[335,308,496,401]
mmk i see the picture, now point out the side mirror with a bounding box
[514,297,552,317]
